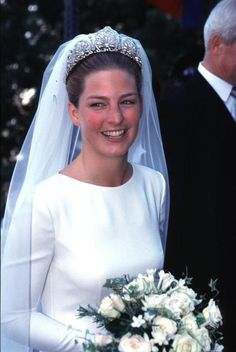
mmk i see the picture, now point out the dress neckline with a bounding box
[57,163,135,190]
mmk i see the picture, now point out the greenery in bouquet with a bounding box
[77,269,223,352]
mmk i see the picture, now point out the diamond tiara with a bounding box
[66,26,142,78]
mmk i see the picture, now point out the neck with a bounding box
[64,152,132,187]
[202,55,217,76]
[202,52,227,83]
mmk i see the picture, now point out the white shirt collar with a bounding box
[198,62,233,102]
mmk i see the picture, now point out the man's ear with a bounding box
[68,102,80,126]
[211,34,223,54]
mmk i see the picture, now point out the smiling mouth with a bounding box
[101,129,126,137]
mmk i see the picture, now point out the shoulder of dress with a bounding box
[34,173,61,196]
[133,163,165,183]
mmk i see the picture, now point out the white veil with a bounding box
[1,27,169,352]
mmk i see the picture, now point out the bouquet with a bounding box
[77,269,223,352]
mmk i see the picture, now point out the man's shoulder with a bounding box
[160,72,207,104]
[158,71,221,122]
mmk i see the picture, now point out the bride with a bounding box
[1,26,169,352]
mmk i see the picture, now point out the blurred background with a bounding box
[0,0,218,218]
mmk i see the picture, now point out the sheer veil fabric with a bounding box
[1,28,169,352]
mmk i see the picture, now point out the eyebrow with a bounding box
[86,93,138,100]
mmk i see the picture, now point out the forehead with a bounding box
[86,67,135,79]
[83,69,137,90]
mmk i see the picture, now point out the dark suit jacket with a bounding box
[159,71,236,351]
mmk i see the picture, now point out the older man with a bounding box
[159,1,236,350]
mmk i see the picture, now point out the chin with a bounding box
[103,149,129,158]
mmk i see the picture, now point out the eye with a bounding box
[90,102,105,109]
[120,99,137,106]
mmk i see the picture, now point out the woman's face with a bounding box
[69,68,142,160]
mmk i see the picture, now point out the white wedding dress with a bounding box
[3,163,166,352]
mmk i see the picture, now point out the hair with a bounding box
[203,0,236,51]
[66,52,142,107]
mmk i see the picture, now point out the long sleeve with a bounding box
[1,190,85,352]
[30,190,87,352]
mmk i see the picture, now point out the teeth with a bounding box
[102,130,125,137]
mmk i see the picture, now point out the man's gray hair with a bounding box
[204,0,236,50]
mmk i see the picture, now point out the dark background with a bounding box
[0,0,217,217]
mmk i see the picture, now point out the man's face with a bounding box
[218,41,236,86]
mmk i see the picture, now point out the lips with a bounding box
[102,129,126,137]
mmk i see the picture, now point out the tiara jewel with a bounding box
[66,26,142,77]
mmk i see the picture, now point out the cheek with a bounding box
[230,56,236,70]
[82,114,102,130]
[129,108,141,126]
[225,47,236,70]
[224,59,236,83]
[88,117,101,129]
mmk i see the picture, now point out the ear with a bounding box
[68,102,80,126]
[211,34,224,54]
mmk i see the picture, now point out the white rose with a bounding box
[176,286,197,299]
[172,333,202,352]
[157,270,176,291]
[98,296,120,319]
[203,299,223,327]
[167,292,195,317]
[123,276,147,301]
[176,286,201,305]
[151,329,168,346]
[142,293,167,311]
[110,293,125,312]
[194,327,211,352]
[94,334,113,346]
[118,333,152,352]
[181,313,198,333]
[158,295,181,318]
[152,316,177,339]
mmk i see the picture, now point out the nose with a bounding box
[107,104,124,124]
